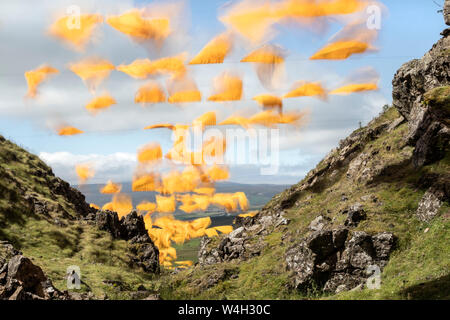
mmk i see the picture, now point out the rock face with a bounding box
[309,215,331,232]
[390,9,450,222]
[343,203,367,227]
[392,15,450,168]
[285,229,396,293]
[0,243,65,300]
[198,227,263,265]
[94,210,160,273]
[417,176,450,222]
[95,210,122,238]
[50,178,93,218]
[199,211,289,265]
[392,30,449,122]
[121,211,152,244]
[6,256,48,296]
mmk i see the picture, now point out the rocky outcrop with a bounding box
[392,32,449,123]
[128,242,160,274]
[121,211,153,244]
[417,175,450,222]
[389,8,450,222]
[392,8,450,168]
[199,211,289,265]
[0,242,98,300]
[343,203,367,227]
[0,244,61,300]
[1,255,52,300]
[309,215,331,232]
[95,210,152,243]
[49,177,92,218]
[411,87,450,167]
[95,210,123,238]
[93,210,160,273]
[198,227,264,265]
[285,229,396,293]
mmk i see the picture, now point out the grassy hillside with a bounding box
[157,106,450,300]
[0,136,162,299]
[0,135,285,299]
[1,104,449,300]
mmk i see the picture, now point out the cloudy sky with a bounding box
[0,0,446,185]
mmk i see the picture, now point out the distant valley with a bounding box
[75,181,290,226]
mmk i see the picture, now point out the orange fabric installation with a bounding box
[137,201,157,214]
[49,14,103,50]
[193,111,217,130]
[90,203,100,210]
[167,76,202,103]
[220,0,279,44]
[202,136,227,164]
[116,59,153,79]
[274,0,366,19]
[147,54,187,78]
[310,40,370,60]
[102,202,114,211]
[107,9,170,42]
[241,45,284,64]
[206,165,229,181]
[284,81,327,100]
[135,82,166,104]
[85,94,116,115]
[330,67,379,95]
[100,180,122,194]
[75,164,95,184]
[137,143,163,164]
[219,115,251,129]
[111,193,133,219]
[190,32,233,64]
[253,94,283,113]
[238,211,259,218]
[69,57,115,93]
[330,83,378,95]
[220,0,369,44]
[57,127,84,136]
[24,65,59,98]
[241,44,285,90]
[156,195,176,213]
[132,173,161,192]
[208,72,243,102]
[214,225,233,234]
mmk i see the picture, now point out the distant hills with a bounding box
[75,181,290,225]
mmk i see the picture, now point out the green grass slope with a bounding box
[0,136,160,299]
[158,106,450,300]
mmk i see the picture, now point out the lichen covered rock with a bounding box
[285,229,396,293]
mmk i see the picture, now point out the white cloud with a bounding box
[39,151,137,184]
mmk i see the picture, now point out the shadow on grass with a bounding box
[399,274,450,300]
[47,230,75,250]
[0,227,23,249]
